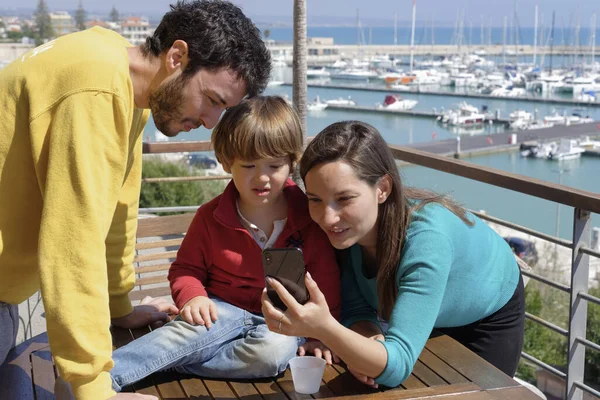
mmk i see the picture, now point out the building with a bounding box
[49,11,75,37]
[120,16,153,46]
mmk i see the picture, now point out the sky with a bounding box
[0,0,598,27]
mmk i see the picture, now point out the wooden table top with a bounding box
[1,328,539,400]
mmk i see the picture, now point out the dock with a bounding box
[324,103,510,125]
[284,82,600,108]
[404,121,600,157]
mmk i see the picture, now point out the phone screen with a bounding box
[262,247,308,310]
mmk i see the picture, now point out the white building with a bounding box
[120,16,153,46]
[50,11,75,37]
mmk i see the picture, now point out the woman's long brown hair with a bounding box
[300,121,473,321]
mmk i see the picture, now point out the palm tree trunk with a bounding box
[292,0,307,188]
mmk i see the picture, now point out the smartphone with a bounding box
[262,247,309,311]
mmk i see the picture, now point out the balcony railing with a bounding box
[141,139,600,400]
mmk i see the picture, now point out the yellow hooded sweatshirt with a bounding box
[0,27,149,399]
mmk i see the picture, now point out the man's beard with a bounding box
[148,73,188,137]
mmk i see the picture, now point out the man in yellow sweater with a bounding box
[0,1,270,399]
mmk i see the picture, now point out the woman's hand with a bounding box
[298,340,339,365]
[261,271,336,340]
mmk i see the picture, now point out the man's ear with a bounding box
[377,174,392,204]
[164,39,189,74]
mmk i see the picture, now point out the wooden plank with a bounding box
[275,368,316,400]
[129,286,172,301]
[325,364,381,396]
[31,350,57,400]
[135,263,173,274]
[136,386,162,397]
[143,141,212,154]
[203,379,238,400]
[410,359,449,387]
[228,381,263,400]
[316,382,483,400]
[136,213,195,238]
[180,378,212,399]
[135,274,169,286]
[400,374,427,390]
[417,347,469,385]
[424,335,519,391]
[157,381,188,399]
[135,251,178,263]
[111,326,135,349]
[486,386,547,399]
[136,238,183,251]
[252,379,288,400]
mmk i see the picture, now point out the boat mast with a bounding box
[394,12,397,45]
[503,16,507,65]
[533,5,538,66]
[591,14,597,73]
[549,11,555,75]
[409,0,416,74]
[514,0,519,66]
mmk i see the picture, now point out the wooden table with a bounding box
[0,328,540,400]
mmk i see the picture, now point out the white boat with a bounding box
[267,80,284,87]
[307,67,331,78]
[377,94,418,111]
[330,68,379,81]
[520,142,557,158]
[578,135,600,149]
[325,96,357,106]
[438,102,486,126]
[306,96,328,112]
[548,139,586,161]
[509,110,534,130]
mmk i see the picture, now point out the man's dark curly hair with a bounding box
[142,0,271,97]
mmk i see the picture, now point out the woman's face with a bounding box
[305,160,389,253]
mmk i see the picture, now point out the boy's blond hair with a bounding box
[211,96,303,168]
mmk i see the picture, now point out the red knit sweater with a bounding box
[168,179,341,319]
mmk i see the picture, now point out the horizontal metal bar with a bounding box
[574,381,600,398]
[576,336,600,353]
[142,175,231,183]
[578,291,600,307]
[520,352,567,379]
[521,270,571,293]
[471,210,573,249]
[389,144,600,214]
[139,206,200,214]
[525,312,568,336]
[579,245,600,259]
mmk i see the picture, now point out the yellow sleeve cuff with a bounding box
[109,292,134,319]
[71,371,116,400]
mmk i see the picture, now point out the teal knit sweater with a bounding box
[340,203,519,387]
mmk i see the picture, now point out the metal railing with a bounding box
[142,140,600,400]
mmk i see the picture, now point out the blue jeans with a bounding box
[0,302,18,365]
[110,296,303,392]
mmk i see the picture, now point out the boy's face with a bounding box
[225,156,291,208]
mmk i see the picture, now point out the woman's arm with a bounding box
[262,273,389,379]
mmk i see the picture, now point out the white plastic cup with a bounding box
[288,356,326,394]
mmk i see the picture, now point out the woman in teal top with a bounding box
[261,121,524,388]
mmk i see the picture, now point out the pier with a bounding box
[405,121,600,157]
[284,82,600,108]
[324,103,510,124]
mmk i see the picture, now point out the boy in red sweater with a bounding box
[109,96,341,391]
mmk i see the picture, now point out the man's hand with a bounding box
[109,394,158,399]
[180,296,218,328]
[111,296,178,329]
[298,340,339,365]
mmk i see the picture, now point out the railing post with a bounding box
[567,208,591,400]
